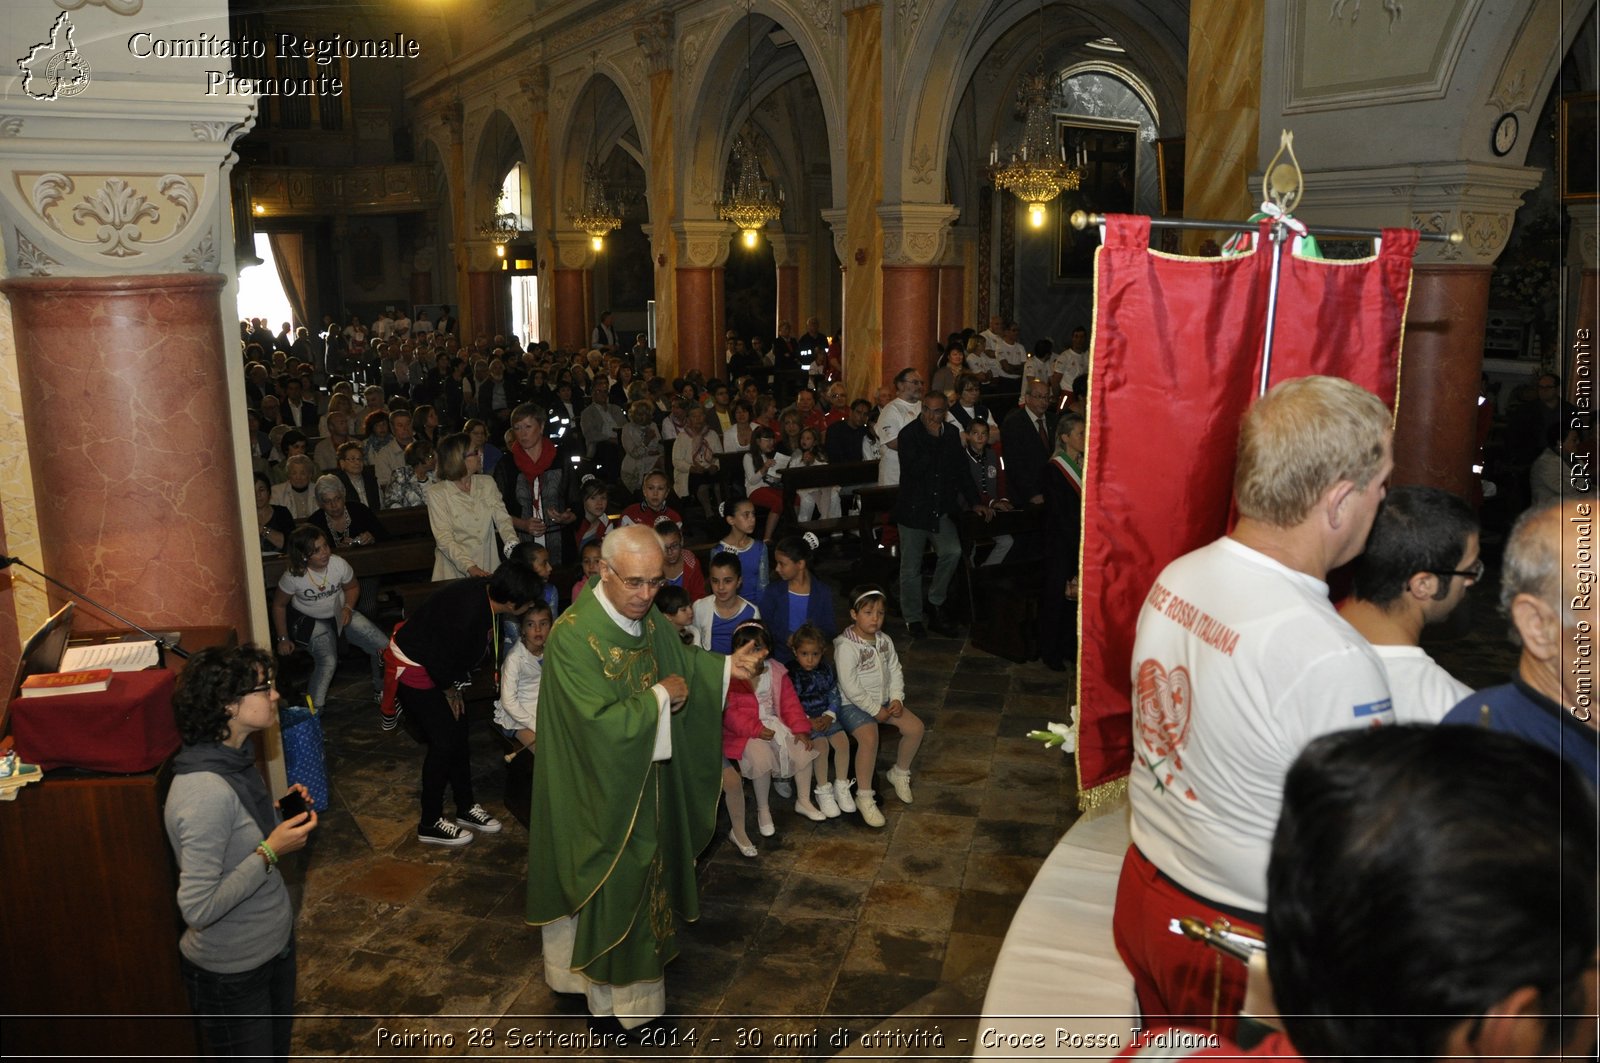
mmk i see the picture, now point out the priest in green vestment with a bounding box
[526,524,759,1027]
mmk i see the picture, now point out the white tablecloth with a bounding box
[973,800,1138,1061]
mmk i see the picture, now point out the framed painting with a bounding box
[1561,93,1597,202]
[1055,116,1140,283]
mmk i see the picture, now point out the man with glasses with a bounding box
[1340,486,1481,722]
[874,366,925,485]
[1443,498,1600,786]
[527,524,764,1029]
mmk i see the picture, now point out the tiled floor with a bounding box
[284,595,1080,1061]
[281,551,1515,1062]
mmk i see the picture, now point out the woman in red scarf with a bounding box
[494,403,576,564]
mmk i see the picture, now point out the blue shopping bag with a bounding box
[279,699,329,812]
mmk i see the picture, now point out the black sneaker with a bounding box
[455,804,502,833]
[418,817,474,847]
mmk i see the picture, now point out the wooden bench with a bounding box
[957,506,1046,662]
[379,505,431,538]
[778,459,878,538]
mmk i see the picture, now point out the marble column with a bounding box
[1391,265,1492,497]
[1293,161,1542,496]
[842,2,885,398]
[770,232,804,337]
[1182,0,1262,253]
[880,203,958,381]
[443,104,471,338]
[550,232,595,352]
[673,220,733,379]
[637,15,680,378]
[467,267,499,342]
[2,274,250,634]
[522,67,557,347]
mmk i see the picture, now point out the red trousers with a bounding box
[1112,844,1261,1042]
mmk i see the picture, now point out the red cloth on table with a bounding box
[11,668,178,773]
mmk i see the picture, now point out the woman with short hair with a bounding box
[164,644,317,1060]
[426,431,522,580]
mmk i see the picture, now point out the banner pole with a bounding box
[1259,223,1288,397]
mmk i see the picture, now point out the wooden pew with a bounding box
[778,459,878,538]
[957,506,1046,662]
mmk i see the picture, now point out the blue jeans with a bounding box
[897,515,962,624]
[180,937,295,1060]
[305,610,388,710]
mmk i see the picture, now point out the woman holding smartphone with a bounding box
[164,645,317,1060]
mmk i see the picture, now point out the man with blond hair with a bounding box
[1114,375,1397,1038]
[1443,498,1599,785]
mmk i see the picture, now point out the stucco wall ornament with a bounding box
[182,227,217,272]
[1328,0,1403,31]
[15,231,60,276]
[56,0,141,12]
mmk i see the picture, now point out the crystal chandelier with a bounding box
[569,160,622,251]
[717,134,783,248]
[716,0,784,248]
[989,63,1082,228]
[477,190,520,247]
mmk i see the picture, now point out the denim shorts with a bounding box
[809,714,844,738]
[836,701,883,733]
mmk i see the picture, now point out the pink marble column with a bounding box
[409,271,433,308]
[0,274,250,636]
[467,270,499,343]
[553,268,590,351]
[775,264,800,337]
[881,264,939,381]
[676,267,717,379]
[1392,264,1492,498]
[937,264,965,340]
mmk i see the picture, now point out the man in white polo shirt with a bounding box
[1338,485,1479,722]
[1114,375,1396,1039]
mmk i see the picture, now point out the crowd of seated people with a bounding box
[233,309,1600,1058]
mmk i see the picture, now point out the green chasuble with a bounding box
[525,587,727,987]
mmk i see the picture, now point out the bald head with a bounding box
[600,524,668,620]
[1503,498,1598,715]
[602,523,665,565]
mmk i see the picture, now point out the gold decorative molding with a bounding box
[244,164,439,217]
[634,10,674,75]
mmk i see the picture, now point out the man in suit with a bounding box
[281,376,319,431]
[1000,378,1056,506]
[334,441,385,513]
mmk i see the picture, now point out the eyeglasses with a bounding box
[1427,558,1484,583]
[467,450,483,457]
[244,681,275,696]
[604,562,668,592]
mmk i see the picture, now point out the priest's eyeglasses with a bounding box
[1426,558,1484,584]
[605,562,668,591]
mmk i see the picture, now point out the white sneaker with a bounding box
[885,766,914,804]
[833,778,858,814]
[773,777,793,799]
[856,790,886,828]
[814,785,842,818]
[795,798,827,822]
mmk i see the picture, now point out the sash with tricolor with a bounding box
[1074,214,1417,808]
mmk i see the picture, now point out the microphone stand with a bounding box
[0,555,190,660]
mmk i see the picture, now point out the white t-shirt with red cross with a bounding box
[1127,536,1394,913]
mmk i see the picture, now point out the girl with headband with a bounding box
[759,533,836,667]
[831,585,926,828]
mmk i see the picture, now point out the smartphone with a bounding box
[278,789,310,820]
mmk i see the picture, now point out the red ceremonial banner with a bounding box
[1074,215,1417,805]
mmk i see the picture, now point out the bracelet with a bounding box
[256,841,278,873]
